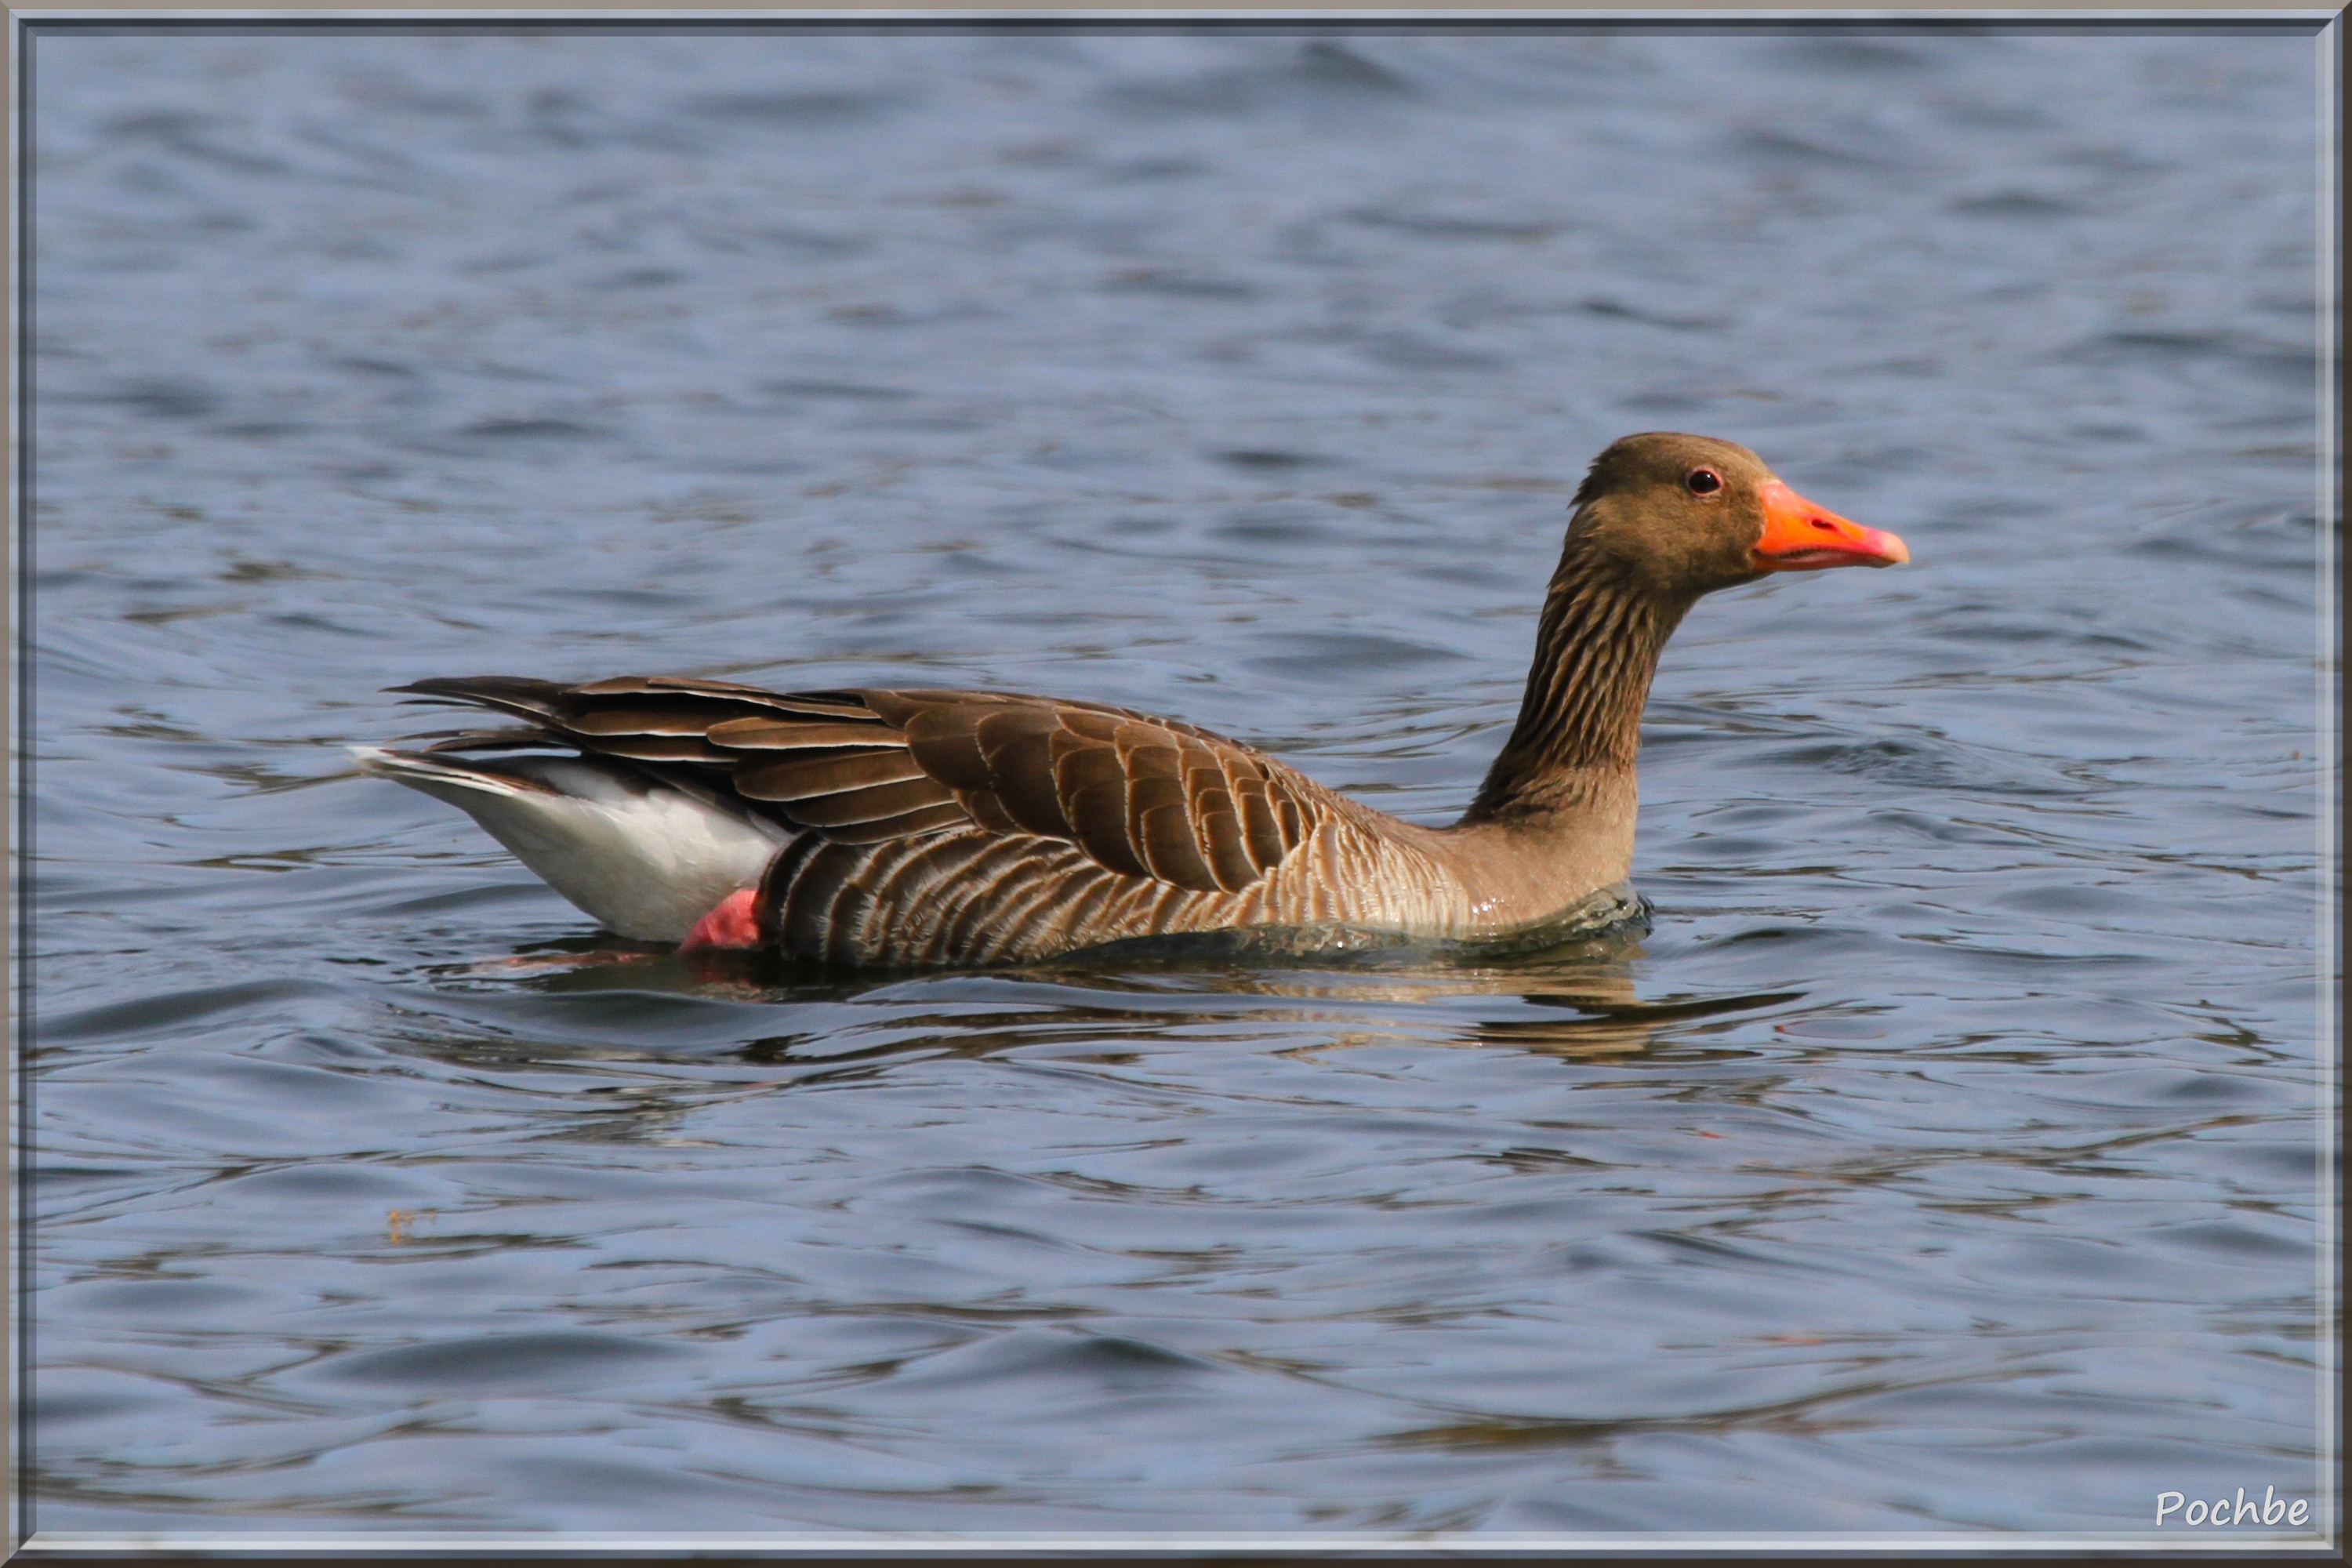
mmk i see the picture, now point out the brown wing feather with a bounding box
[393,675,960,846]
[881,689,1316,891]
[393,676,1317,887]
[1179,742,1258,893]
[728,749,931,802]
[706,717,903,749]
[973,707,1077,837]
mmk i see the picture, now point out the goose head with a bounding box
[1565,431,1909,600]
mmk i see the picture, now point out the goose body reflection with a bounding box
[461,921,1806,1066]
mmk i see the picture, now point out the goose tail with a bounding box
[351,744,786,942]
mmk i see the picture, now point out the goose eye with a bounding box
[1686,467,1722,495]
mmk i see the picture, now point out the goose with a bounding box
[356,432,1907,967]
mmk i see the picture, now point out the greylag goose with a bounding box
[357,433,1907,967]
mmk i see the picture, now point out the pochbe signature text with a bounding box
[2156,1486,2310,1527]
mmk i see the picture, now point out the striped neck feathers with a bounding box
[1462,531,1690,823]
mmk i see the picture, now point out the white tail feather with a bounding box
[352,746,786,942]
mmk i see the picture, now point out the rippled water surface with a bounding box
[27,24,2333,1541]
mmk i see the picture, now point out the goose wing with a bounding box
[392,675,1314,895]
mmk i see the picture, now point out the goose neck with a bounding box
[1461,539,1687,825]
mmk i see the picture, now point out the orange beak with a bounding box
[1751,480,1910,572]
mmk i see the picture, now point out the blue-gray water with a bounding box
[27,24,2332,1542]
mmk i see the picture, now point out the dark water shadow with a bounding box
[423,919,1807,1071]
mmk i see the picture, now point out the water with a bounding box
[26,23,2332,1543]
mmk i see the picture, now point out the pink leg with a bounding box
[680,887,760,950]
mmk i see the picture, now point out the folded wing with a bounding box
[392,675,1313,895]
